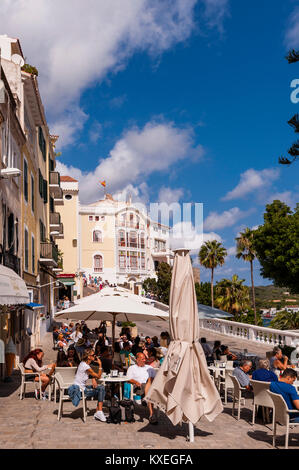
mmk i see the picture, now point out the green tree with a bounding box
[253,200,299,293]
[215,274,250,318]
[236,227,257,324]
[156,262,172,305]
[270,310,299,330]
[235,309,263,326]
[142,277,158,297]
[198,240,227,308]
[195,282,212,306]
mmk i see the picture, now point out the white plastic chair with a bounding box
[226,361,234,368]
[251,380,273,425]
[220,355,227,362]
[219,369,234,404]
[18,363,42,400]
[230,374,246,420]
[54,372,87,422]
[267,391,299,449]
[53,367,77,402]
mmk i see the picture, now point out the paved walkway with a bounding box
[0,325,297,450]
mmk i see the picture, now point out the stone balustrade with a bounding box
[199,317,299,348]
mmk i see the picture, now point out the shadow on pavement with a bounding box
[0,370,21,398]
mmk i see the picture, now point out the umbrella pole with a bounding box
[188,421,194,442]
[112,313,116,366]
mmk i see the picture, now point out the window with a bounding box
[130,252,138,269]
[1,124,20,170]
[31,174,35,213]
[118,230,126,247]
[93,230,102,243]
[119,251,126,270]
[129,231,137,248]
[24,228,29,271]
[140,233,145,250]
[101,216,105,222]
[65,194,72,200]
[94,255,103,272]
[43,179,48,204]
[50,196,54,213]
[89,216,93,221]
[141,253,145,269]
[40,220,46,242]
[39,170,43,197]
[23,158,28,202]
[95,216,99,222]
[31,235,35,274]
[38,127,46,161]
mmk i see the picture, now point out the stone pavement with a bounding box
[0,327,298,450]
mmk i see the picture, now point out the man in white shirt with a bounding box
[126,352,157,423]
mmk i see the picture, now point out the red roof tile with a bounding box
[60,176,78,182]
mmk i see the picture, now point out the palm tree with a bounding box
[270,310,299,330]
[215,274,250,317]
[235,227,257,325]
[198,240,227,308]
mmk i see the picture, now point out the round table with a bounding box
[98,375,128,400]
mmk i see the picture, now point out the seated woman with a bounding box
[57,333,68,351]
[22,349,55,399]
[56,350,69,367]
[146,348,160,368]
[71,348,106,422]
[252,358,278,382]
[220,345,238,361]
[67,347,80,367]
[120,342,135,367]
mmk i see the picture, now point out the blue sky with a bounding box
[2,0,299,286]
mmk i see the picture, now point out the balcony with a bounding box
[1,251,21,275]
[49,171,60,187]
[55,223,64,239]
[53,187,64,206]
[39,242,58,267]
[50,212,61,228]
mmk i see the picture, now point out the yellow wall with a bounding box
[81,213,115,269]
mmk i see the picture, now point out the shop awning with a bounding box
[0,265,30,305]
[60,280,75,286]
[25,303,44,310]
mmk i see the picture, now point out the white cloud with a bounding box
[285,6,299,48]
[227,246,236,256]
[89,121,103,144]
[202,0,230,33]
[0,0,198,146]
[266,191,299,209]
[109,95,127,109]
[222,168,280,201]
[56,120,202,204]
[204,206,254,231]
[170,221,222,255]
[158,187,184,204]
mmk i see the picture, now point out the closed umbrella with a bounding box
[146,249,223,441]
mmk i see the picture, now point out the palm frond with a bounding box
[288,114,299,133]
[279,156,293,165]
[286,49,299,64]
[288,140,299,157]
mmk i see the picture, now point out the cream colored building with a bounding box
[0,34,64,370]
[57,182,173,297]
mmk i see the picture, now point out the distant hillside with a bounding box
[248,285,299,309]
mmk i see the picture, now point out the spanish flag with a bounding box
[100,180,106,187]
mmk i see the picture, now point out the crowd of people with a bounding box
[200,337,299,423]
[22,321,171,424]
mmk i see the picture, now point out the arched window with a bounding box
[93,230,102,243]
[94,255,103,272]
[129,231,137,248]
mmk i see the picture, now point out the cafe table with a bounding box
[98,374,128,400]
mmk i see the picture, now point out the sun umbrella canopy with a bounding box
[55,293,169,323]
[197,303,234,319]
[146,249,223,426]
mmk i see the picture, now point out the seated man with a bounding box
[126,352,157,424]
[233,360,253,391]
[270,368,299,422]
[200,337,213,362]
[220,345,238,361]
[252,358,278,382]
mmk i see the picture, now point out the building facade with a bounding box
[0,34,64,372]
[57,183,173,297]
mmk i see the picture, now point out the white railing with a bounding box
[199,318,299,348]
